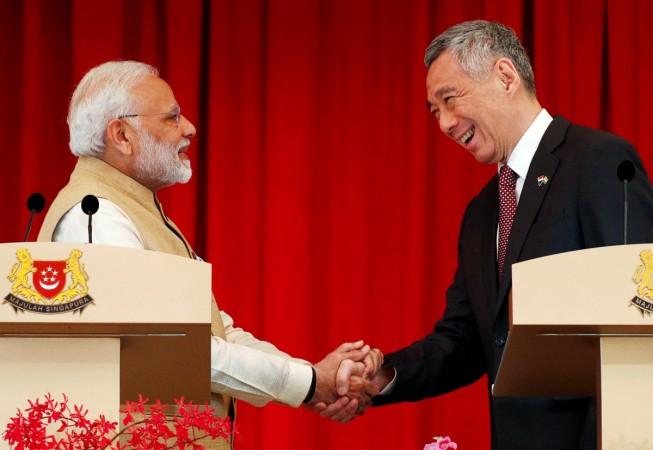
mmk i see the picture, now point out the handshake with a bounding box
[305,340,392,423]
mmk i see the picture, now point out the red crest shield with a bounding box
[33,261,67,299]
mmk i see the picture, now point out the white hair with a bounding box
[67,61,158,157]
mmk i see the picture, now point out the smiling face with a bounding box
[426,51,519,164]
[133,124,192,190]
[126,76,197,190]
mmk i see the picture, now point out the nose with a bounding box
[438,109,458,137]
[180,114,196,138]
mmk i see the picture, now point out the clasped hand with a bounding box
[306,340,384,423]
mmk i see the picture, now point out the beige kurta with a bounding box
[38,156,232,450]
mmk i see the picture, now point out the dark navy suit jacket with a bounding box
[374,116,653,450]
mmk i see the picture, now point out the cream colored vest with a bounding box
[38,157,233,448]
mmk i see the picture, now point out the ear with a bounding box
[105,118,135,156]
[494,58,521,94]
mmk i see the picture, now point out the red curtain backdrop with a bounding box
[2,1,653,449]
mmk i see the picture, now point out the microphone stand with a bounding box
[87,214,93,244]
[617,160,635,245]
[23,211,36,242]
[624,180,629,245]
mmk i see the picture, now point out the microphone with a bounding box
[23,193,46,241]
[617,160,636,245]
[617,160,635,183]
[81,195,99,243]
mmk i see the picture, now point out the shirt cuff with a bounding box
[277,360,314,407]
[378,367,398,395]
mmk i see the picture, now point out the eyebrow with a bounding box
[434,85,456,98]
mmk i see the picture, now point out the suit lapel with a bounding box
[495,116,570,315]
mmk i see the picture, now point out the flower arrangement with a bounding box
[3,393,230,450]
[424,435,458,450]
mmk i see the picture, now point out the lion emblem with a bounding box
[7,248,43,302]
[633,249,653,301]
[52,249,89,303]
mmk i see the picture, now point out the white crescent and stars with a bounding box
[38,266,61,290]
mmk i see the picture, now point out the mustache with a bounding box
[176,138,191,152]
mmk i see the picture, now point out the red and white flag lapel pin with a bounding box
[537,175,549,187]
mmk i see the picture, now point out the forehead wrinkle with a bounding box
[434,85,457,98]
[131,75,177,112]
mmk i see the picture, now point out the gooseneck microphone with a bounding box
[617,160,636,245]
[23,193,46,241]
[81,195,99,243]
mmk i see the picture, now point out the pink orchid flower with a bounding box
[424,436,458,450]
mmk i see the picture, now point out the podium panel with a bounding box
[600,337,653,449]
[0,338,120,450]
[0,242,213,445]
[494,244,653,449]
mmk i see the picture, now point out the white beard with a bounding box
[134,129,192,187]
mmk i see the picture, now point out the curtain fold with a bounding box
[2,1,652,448]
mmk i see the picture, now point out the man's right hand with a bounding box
[306,343,390,423]
[309,340,370,405]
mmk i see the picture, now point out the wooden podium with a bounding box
[0,242,212,448]
[494,243,653,449]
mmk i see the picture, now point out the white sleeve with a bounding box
[53,198,312,407]
[210,336,313,407]
[53,198,144,248]
[219,310,309,364]
[213,310,313,407]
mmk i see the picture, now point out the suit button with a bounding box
[495,336,506,347]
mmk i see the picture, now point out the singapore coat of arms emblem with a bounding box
[4,248,94,314]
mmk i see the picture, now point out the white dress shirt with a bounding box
[496,108,553,250]
[54,199,312,407]
[500,108,553,203]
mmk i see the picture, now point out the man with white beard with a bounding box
[37,61,379,448]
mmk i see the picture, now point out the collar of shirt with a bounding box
[498,108,553,202]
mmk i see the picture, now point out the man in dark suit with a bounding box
[351,20,653,449]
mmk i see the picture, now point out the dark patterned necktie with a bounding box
[498,165,518,277]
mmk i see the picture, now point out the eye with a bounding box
[444,95,454,104]
[168,110,181,127]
